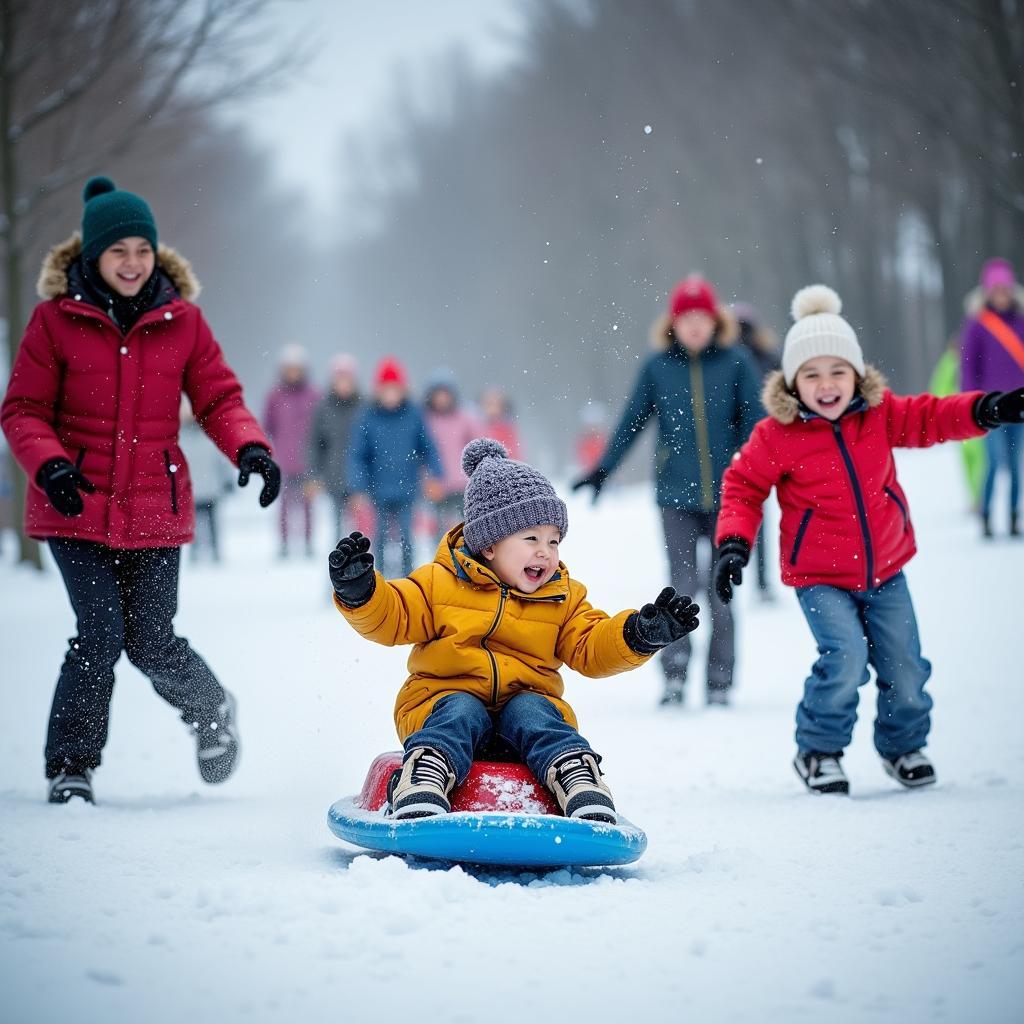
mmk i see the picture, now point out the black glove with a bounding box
[975,388,1024,428]
[237,444,281,507]
[571,467,609,504]
[712,537,750,605]
[329,531,377,607]
[36,457,96,517]
[623,587,700,655]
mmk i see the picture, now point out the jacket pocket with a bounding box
[163,449,179,515]
[789,508,814,566]
[884,486,909,533]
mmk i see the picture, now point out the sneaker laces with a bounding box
[555,755,598,792]
[815,755,844,777]
[410,751,451,789]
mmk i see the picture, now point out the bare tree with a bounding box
[0,0,307,565]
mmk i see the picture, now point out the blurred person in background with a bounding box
[307,354,363,539]
[348,357,443,577]
[178,398,234,563]
[0,176,280,804]
[263,343,320,557]
[423,368,480,539]
[960,258,1024,538]
[733,302,782,600]
[573,276,760,708]
[929,336,985,513]
[479,385,522,460]
[574,401,608,478]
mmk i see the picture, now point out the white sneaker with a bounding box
[793,751,849,795]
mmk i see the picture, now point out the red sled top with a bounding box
[357,752,560,815]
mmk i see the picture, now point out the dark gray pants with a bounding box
[659,508,735,692]
[45,539,224,777]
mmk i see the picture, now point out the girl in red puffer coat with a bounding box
[712,285,1024,797]
[1,177,282,805]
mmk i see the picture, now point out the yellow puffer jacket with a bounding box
[334,526,651,740]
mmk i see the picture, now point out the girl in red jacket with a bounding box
[712,285,1024,795]
[1,177,281,804]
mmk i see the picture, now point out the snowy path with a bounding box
[1,446,1021,1023]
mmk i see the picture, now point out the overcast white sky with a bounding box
[228,0,527,235]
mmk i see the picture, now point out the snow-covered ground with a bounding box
[1,445,1021,1024]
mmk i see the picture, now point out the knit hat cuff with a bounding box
[83,219,158,262]
[782,329,864,385]
[463,495,568,554]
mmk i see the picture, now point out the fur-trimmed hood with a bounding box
[649,306,739,351]
[36,232,201,302]
[762,364,887,424]
[963,284,1024,317]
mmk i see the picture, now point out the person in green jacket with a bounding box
[929,340,985,510]
[574,276,761,707]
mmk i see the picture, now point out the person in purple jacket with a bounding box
[264,344,321,556]
[961,258,1024,538]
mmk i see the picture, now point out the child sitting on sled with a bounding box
[711,285,1024,795]
[329,438,699,821]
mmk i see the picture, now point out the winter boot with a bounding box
[793,751,849,795]
[545,750,617,823]
[48,770,94,804]
[982,514,993,539]
[388,747,456,819]
[192,691,240,784]
[706,687,731,707]
[881,749,936,789]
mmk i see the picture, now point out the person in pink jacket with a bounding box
[423,368,480,539]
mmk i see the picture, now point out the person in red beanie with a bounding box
[347,357,442,576]
[573,275,761,707]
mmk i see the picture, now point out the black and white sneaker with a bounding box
[881,749,936,789]
[192,691,240,784]
[48,770,94,804]
[388,747,456,819]
[793,751,849,795]
[545,751,617,823]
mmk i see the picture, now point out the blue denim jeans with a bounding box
[403,691,595,784]
[982,423,1022,519]
[794,572,932,759]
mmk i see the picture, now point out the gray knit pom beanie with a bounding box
[461,438,568,554]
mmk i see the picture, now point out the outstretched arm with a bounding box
[885,390,986,448]
[555,582,651,677]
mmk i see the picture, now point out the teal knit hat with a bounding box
[81,176,158,262]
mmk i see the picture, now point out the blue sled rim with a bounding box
[327,797,647,868]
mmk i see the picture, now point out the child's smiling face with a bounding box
[794,356,858,421]
[481,525,561,593]
[97,236,155,297]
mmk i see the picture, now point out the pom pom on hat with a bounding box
[83,176,116,202]
[462,437,508,477]
[782,283,864,386]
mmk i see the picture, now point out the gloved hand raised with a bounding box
[237,444,281,507]
[975,387,1024,428]
[329,531,377,607]
[37,457,96,517]
[712,537,751,605]
[623,587,700,655]
[571,467,609,504]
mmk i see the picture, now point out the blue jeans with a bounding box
[794,572,932,759]
[982,423,1022,519]
[403,691,595,784]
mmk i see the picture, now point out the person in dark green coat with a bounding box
[574,276,761,706]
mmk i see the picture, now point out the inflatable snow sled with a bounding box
[327,752,648,868]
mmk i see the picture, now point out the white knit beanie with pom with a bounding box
[782,285,864,386]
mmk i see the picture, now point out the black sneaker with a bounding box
[388,747,456,819]
[881,749,936,788]
[192,691,240,784]
[793,751,849,795]
[545,751,617,823]
[48,770,94,804]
